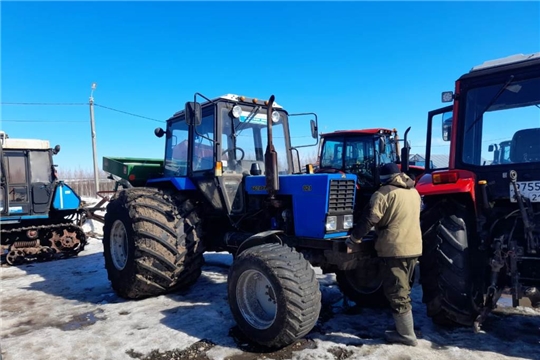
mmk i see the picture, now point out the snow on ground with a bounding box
[1,217,539,360]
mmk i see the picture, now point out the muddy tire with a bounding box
[335,257,388,308]
[227,243,321,348]
[419,199,481,326]
[103,187,205,299]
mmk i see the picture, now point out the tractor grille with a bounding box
[328,179,355,214]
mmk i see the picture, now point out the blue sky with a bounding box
[1,1,539,174]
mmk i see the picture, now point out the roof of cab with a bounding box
[169,93,284,119]
[321,128,394,137]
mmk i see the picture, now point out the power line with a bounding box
[94,103,164,123]
[1,101,165,124]
[0,102,86,106]
[1,120,87,123]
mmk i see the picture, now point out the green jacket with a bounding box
[351,173,422,258]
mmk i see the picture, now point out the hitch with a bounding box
[509,170,537,254]
[474,238,505,333]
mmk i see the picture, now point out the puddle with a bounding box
[60,308,106,331]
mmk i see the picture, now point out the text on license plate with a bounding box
[509,181,540,202]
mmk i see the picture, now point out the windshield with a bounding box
[221,107,289,175]
[462,76,540,166]
[319,134,398,187]
[29,151,53,183]
[320,135,396,169]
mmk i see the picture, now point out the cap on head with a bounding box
[380,163,400,182]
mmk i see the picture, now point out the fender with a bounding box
[236,230,284,257]
[415,169,477,204]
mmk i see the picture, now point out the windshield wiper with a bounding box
[466,75,515,133]
[234,106,261,138]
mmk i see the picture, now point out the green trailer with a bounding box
[102,156,163,187]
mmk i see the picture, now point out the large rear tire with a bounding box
[227,243,321,349]
[419,198,482,326]
[335,257,388,308]
[103,187,205,299]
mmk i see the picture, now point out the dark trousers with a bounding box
[380,257,418,314]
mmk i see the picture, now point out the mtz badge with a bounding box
[302,185,312,192]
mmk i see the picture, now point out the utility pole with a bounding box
[89,82,100,193]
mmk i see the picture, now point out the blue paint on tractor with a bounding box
[52,182,82,210]
[147,177,197,190]
[1,214,49,223]
[245,173,356,238]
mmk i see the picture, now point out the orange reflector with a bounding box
[252,98,258,104]
[306,164,314,174]
[215,161,223,176]
[239,96,246,101]
[264,100,269,105]
[128,174,136,181]
[432,172,459,184]
[478,180,487,185]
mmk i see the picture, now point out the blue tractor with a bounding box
[0,131,87,265]
[101,94,370,348]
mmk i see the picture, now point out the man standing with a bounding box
[346,163,422,346]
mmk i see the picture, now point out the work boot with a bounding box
[385,310,418,346]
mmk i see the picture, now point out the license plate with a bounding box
[509,181,540,202]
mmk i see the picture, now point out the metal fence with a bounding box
[62,178,117,198]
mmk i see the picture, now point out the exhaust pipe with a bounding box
[264,95,279,199]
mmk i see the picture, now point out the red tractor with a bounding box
[313,127,424,306]
[417,52,540,331]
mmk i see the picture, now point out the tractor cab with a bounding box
[315,127,422,212]
[316,128,400,189]
[154,94,318,217]
[421,52,540,204]
[0,131,62,218]
[488,140,512,165]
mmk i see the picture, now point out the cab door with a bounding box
[5,151,30,215]
[28,150,54,214]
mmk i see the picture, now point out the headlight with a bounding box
[325,216,337,231]
[271,111,280,123]
[343,215,353,229]
[232,105,242,118]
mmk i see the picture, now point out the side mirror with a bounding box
[154,127,165,138]
[52,145,61,155]
[185,102,202,126]
[442,119,452,141]
[488,144,495,152]
[310,119,318,139]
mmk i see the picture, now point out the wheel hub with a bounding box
[110,220,129,270]
[236,269,277,330]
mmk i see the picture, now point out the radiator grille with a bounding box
[328,179,355,214]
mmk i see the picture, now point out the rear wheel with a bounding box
[419,198,482,326]
[335,257,388,308]
[103,187,205,299]
[227,243,321,348]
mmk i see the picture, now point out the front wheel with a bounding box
[335,257,388,308]
[227,243,321,349]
